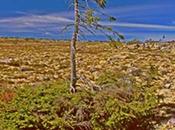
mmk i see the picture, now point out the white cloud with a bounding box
[0,14,73,26]
[100,22,175,30]
[0,12,74,35]
[0,11,175,40]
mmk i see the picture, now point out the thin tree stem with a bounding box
[70,0,80,93]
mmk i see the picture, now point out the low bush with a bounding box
[0,74,158,130]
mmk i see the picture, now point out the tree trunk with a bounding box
[70,0,80,93]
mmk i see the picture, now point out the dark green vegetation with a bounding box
[0,78,157,130]
[0,38,175,129]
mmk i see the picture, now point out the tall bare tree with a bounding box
[69,0,123,93]
[70,0,80,93]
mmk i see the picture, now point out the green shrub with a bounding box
[0,75,158,130]
[93,71,158,130]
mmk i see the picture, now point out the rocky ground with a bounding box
[0,38,175,129]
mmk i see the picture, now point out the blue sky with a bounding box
[0,0,175,41]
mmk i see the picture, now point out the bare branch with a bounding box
[61,24,74,32]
